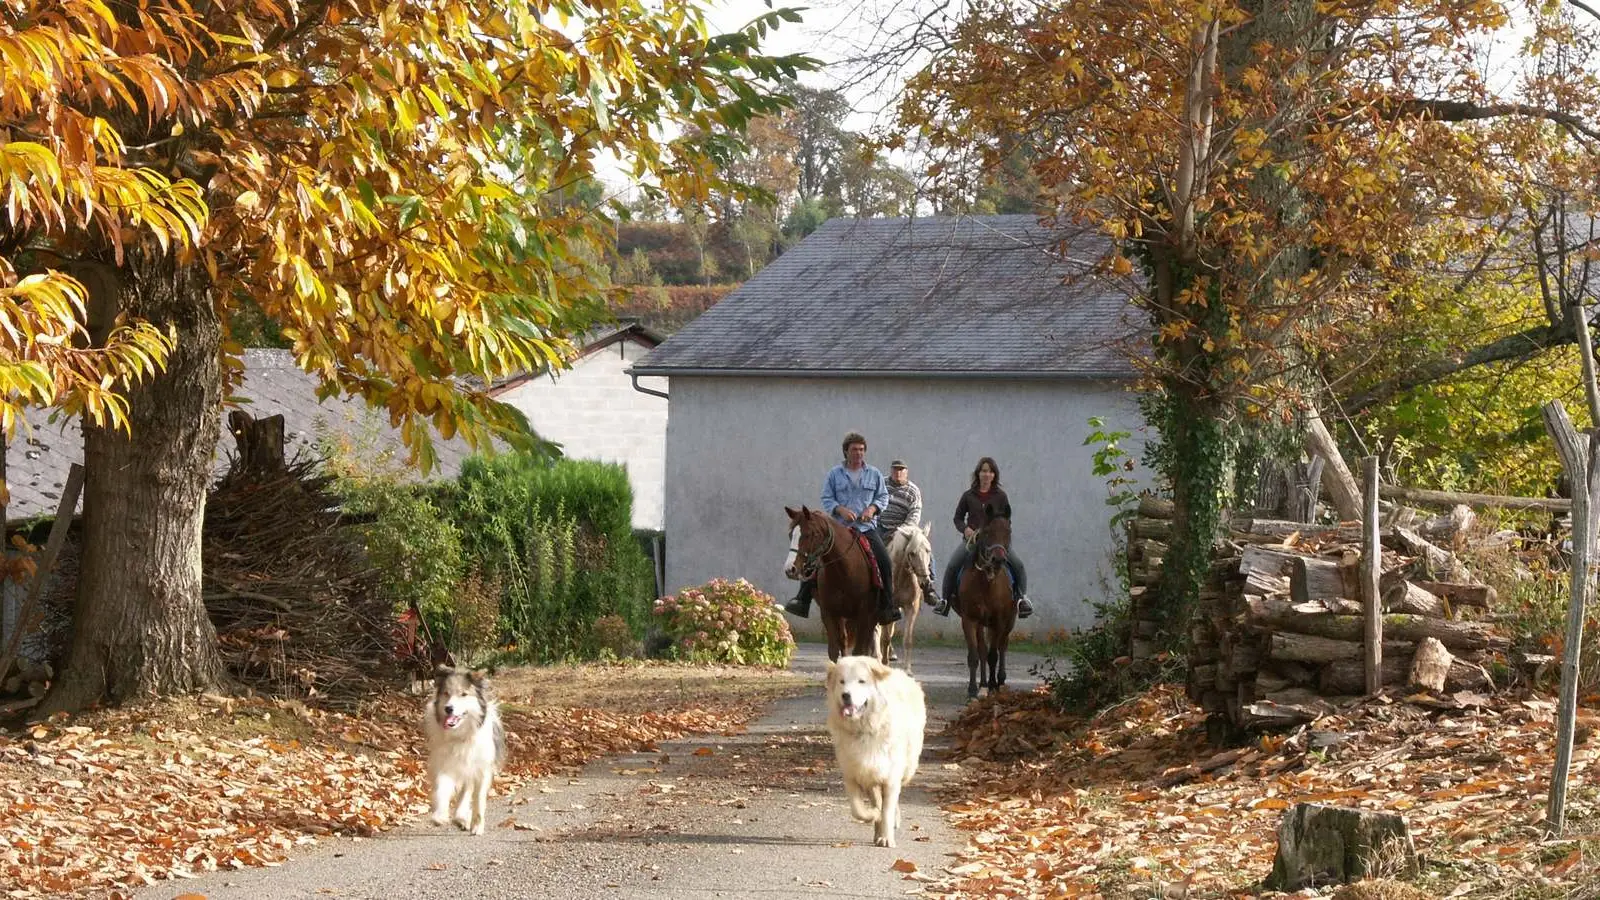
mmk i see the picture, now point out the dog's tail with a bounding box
[492,713,507,769]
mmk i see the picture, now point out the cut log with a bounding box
[1138,496,1175,519]
[1379,483,1571,513]
[1421,504,1476,546]
[1245,571,1292,597]
[1229,517,1365,543]
[1320,657,1494,694]
[1384,580,1446,617]
[1393,527,1480,584]
[1413,581,1496,609]
[1253,669,1287,693]
[1244,699,1328,728]
[1270,633,1410,664]
[1241,546,1305,579]
[1243,597,1505,650]
[1409,637,1453,692]
[1131,517,1172,539]
[1265,803,1418,890]
[1291,556,1356,605]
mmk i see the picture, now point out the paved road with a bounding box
[139,642,1049,900]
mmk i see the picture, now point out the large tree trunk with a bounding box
[42,251,225,714]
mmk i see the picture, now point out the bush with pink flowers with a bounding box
[651,578,794,666]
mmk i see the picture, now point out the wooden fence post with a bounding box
[1361,456,1382,695]
[1541,400,1599,836]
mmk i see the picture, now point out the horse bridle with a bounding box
[795,517,839,578]
[971,530,1008,576]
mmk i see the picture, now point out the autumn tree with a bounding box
[3,0,808,712]
[901,0,1600,641]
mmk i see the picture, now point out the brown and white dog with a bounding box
[422,666,506,835]
[825,655,927,848]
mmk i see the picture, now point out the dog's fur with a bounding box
[824,655,927,848]
[422,666,506,835]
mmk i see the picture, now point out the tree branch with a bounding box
[1341,323,1577,413]
[1388,99,1600,144]
[1572,0,1600,26]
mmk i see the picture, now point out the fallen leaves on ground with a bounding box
[922,684,1600,899]
[0,663,796,898]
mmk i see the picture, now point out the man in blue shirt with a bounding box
[783,432,903,624]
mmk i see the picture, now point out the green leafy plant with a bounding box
[652,578,795,666]
[329,473,468,653]
[445,454,655,661]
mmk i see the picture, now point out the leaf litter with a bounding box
[0,663,799,898]
[918,684,1600,899]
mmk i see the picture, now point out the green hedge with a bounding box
[445,454,655,661]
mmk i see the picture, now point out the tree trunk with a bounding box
[42,250,225,714]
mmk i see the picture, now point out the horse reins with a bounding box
[796,518,841,577]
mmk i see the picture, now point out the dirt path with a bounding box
[136,642,1047,900]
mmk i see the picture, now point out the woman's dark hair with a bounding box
[970,457,1002,493]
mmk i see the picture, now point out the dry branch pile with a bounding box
[1129,499,1515,734]
[203,455,402,705]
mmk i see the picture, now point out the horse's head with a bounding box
[975,511,1011,569]
[890,522,933,573]
[783,505,833,580]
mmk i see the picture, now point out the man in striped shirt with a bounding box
[877,460,937,604]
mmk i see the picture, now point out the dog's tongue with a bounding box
[445,713,463,728]
[841,703,860,718]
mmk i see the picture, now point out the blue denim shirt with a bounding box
[821,463,890,533]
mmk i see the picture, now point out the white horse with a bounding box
[882,523,934,672]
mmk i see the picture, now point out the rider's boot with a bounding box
[878,588,903,625]
[783,580,814,618]
[1016,594,1034,619]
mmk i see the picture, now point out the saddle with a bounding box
[855,532,884,591]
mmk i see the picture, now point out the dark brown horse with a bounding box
[955,511,1016,699]
[785,505,881,661]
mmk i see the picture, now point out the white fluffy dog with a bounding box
[422,666,506,835]
[825,655,927,848]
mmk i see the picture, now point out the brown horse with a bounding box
[785,506,881,661]
[955,512,1016,699]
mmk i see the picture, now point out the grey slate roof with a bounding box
[4,349,482,524]
[632,215,1144,378]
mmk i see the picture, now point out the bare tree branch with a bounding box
[1387,98,1600,144]
[1342,323,1577,413]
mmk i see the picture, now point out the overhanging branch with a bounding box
[1386,99,1600,144]
[1342,322,1576,413]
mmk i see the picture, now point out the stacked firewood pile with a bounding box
[1129,498,1515,732]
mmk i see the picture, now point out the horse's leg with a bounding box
[996,627,1009,689]
[962,615,981,699]
[879,619,895,663]
[822,613,843,662]
[985,626,1000,691]
[903,602,917,674]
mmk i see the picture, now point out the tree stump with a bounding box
[1265,802,1418,891]
[227,410,287,477]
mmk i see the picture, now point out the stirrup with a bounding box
[1016,595,1034,619]
[931,598,951,617]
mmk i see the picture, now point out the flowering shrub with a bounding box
[651,578,794,667]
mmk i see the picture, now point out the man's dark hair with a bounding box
[841,432,867,457]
